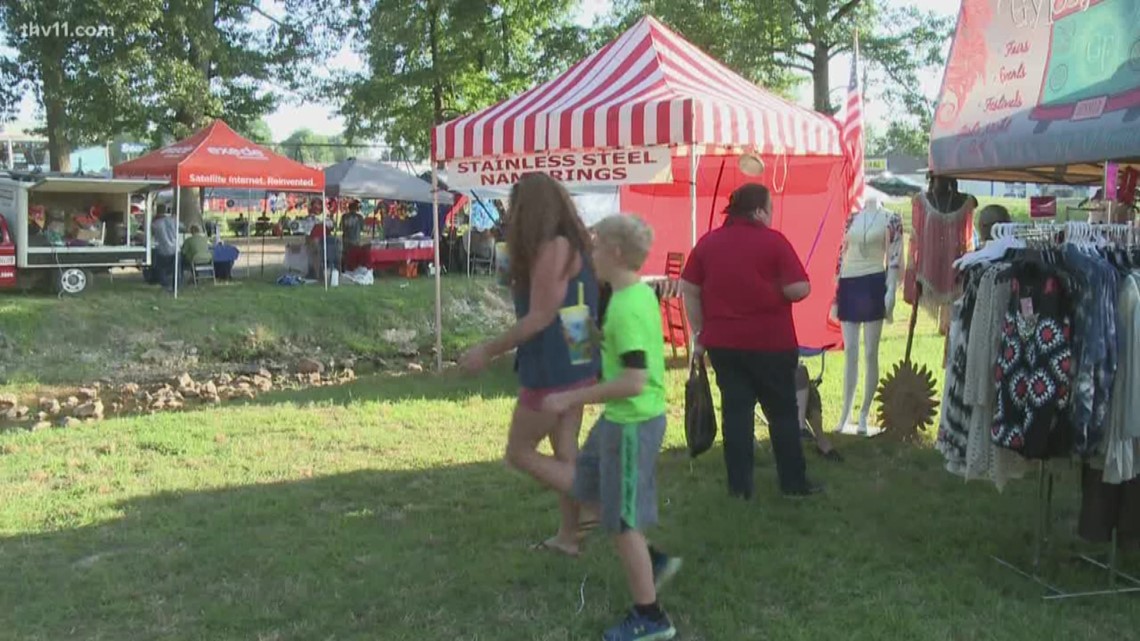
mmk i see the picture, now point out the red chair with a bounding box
[660,252,688,359]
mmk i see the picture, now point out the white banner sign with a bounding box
[446,148,673,189]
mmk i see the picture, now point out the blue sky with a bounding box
[7,0,961,143]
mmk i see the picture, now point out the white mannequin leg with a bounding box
[857,320,885,432]
[834,321,861,432]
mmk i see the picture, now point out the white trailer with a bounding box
[0,174,168,294]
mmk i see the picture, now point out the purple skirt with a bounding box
[836,272,887,323]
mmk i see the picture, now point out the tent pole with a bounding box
[173,186,181,298]
[706,157,727,232]
[689,148,698,248]
[245,189,253,278]
[322,191,328,291]
[432,166,443,371]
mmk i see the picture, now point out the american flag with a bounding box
[843,32,865,213]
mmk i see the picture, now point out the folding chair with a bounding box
[465,231,494,276]
[190,260,216,285]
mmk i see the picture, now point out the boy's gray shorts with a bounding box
[573,414,667,533]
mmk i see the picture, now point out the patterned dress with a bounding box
[992,271,1076,460]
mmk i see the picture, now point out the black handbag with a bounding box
[684,355,718,458]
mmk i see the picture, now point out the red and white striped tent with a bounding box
[426,16,852,366]
[432,16,841,162]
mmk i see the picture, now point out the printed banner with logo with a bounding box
[445,148,673,189]
[930,0,1140,181]
[113,120,325,192]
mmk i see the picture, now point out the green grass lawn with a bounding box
[2,281,1138,639]
[0,275,512,393]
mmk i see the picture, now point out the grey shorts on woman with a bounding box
[572,414,667,533]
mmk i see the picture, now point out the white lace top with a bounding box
[836,207,903,279]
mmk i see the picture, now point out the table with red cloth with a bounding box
[344,243,434,272]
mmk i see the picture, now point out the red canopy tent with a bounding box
[114,119,326,296]
[429,16,851,365]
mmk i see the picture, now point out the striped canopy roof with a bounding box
[431,16,842,161]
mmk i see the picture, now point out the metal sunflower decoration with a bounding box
[875,294,939,441]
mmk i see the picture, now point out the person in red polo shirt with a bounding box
[680,183,823,500]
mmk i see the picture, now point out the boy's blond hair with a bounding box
[592,214,654,271]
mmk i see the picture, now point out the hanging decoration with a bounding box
[385,200,417,222]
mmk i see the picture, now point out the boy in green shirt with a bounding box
[543,214,679,641]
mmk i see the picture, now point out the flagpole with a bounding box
[842,29,865,215]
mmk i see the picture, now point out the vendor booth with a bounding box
[113,120,327,296]
[929,0,1140,185]
[444,183,619,276]
[923,0,1140,600]
[323,157,455,275]
[428,16,852,367]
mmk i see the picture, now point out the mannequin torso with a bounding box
[831,202,903,434]
[838,207,903,279]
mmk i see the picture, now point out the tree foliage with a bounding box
[866,117,931,158]
[1,0,344,219]
[339,0,590,157]
[607,0,801,97]
[611,0,951,118]
[858,4,951,118]
[240,118,274,144]
[138,0,347,142]
[273,127,380,165]
[0,0,161,170]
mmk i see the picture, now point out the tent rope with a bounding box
[772,151,789,193]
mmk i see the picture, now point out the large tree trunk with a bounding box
[172,0,215,227]
[42,61,72,173]
[178,187,203,226]
[812,44,833,115]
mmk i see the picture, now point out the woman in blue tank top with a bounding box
[461,172,600,556]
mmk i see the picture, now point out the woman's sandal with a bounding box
[531,517,602,557]
[577,519,601,541]
[531,537,580,558]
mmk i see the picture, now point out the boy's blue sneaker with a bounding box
[602,610,676,641]
[652,554,683,592]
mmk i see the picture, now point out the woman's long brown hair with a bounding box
[505,172,592,296]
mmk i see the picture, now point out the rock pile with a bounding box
[0,358,361,432]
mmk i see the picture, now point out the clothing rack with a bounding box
[991,461,1140,600]
[979,229,1140,598]
[990,221,1139,246]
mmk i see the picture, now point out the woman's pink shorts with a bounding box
[517,378,596,413]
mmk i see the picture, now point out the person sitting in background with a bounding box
[181,224,212,273]
[977,204,1011,244]
[255,211,272,236]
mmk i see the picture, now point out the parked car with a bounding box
[868,174,924,197]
